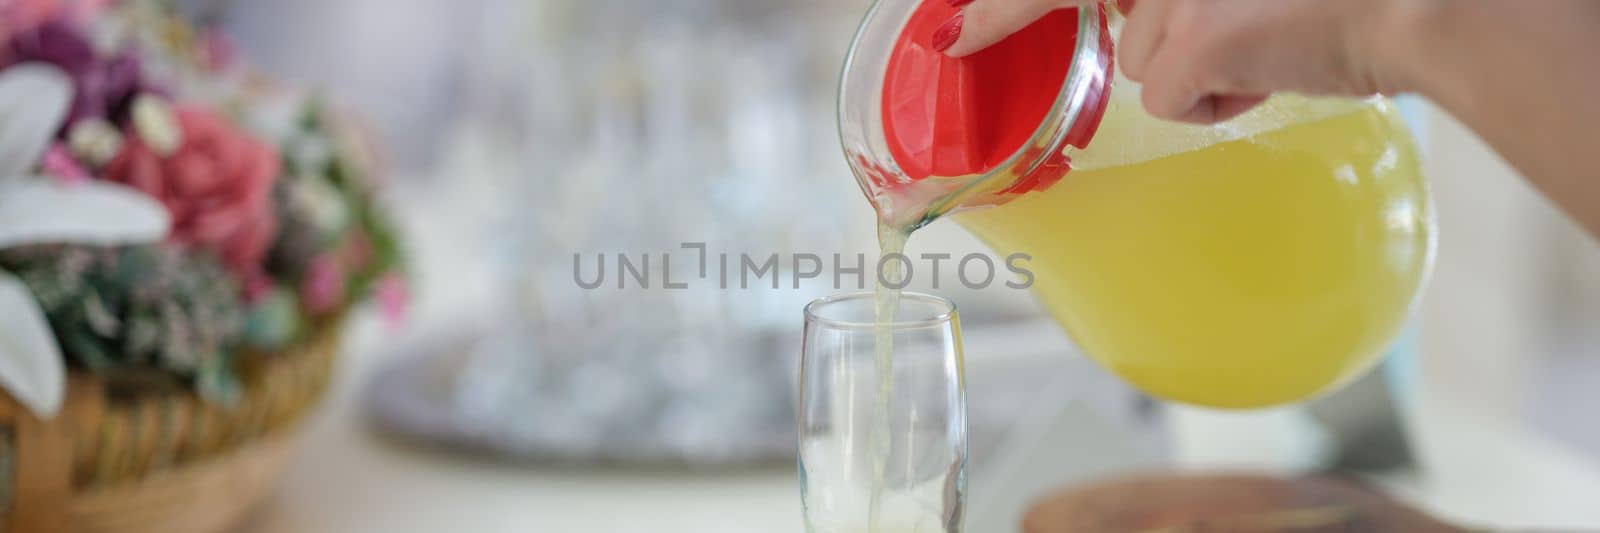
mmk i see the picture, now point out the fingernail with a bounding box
[931,13,964,53]
[947,0,976,7]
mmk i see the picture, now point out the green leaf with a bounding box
[62,329,115,373]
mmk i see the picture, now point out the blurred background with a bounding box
[146,0,1600,531]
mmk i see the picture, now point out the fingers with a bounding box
[942,0,1093,57]
[1208,94,1270,123]
[1137,46,1202,122]
[1138,40,1268,124]
[938,0,1275,124]
[1125,0,1268,123]
[1117,0,1174,82]
[1171,94,1269,124]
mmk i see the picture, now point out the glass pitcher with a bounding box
[839,1,1436,408]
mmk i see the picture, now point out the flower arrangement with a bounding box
[0,0,405,418]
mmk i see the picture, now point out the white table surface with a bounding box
[241,316,808,533]
[233,312,1600,533]
[235,185,1600,533]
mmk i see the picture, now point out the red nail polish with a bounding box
[947,0,976,7]
[931,13,963,53]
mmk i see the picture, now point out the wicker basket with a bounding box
[0,322,342,533]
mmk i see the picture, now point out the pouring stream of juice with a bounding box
[868,222,908,532]
[845,3,1433,532]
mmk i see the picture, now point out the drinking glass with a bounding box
[800,292,968,533]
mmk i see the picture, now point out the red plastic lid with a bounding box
[881,2,1111,194]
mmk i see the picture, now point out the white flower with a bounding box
[0,63,171,419]
[67,118,124,166]
[130,94,182,156]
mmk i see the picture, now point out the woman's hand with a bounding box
[940,0,1426,124]
[940,0,1600,240]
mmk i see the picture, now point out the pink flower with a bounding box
[0,0,59,36]
[59,0,110,22]
[1,0,108,32]
[374,273,408,328]
[104,105,281,279]
[299,253,346,316]
[42,143,87,184]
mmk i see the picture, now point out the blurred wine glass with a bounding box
[367,0,870,465]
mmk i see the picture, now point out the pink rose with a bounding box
[105,105,281,278]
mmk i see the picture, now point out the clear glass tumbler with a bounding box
[799,292,968,533]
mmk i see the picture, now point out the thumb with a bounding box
[942,0,1097,57]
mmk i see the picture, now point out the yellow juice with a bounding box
[955,102,1433,408]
